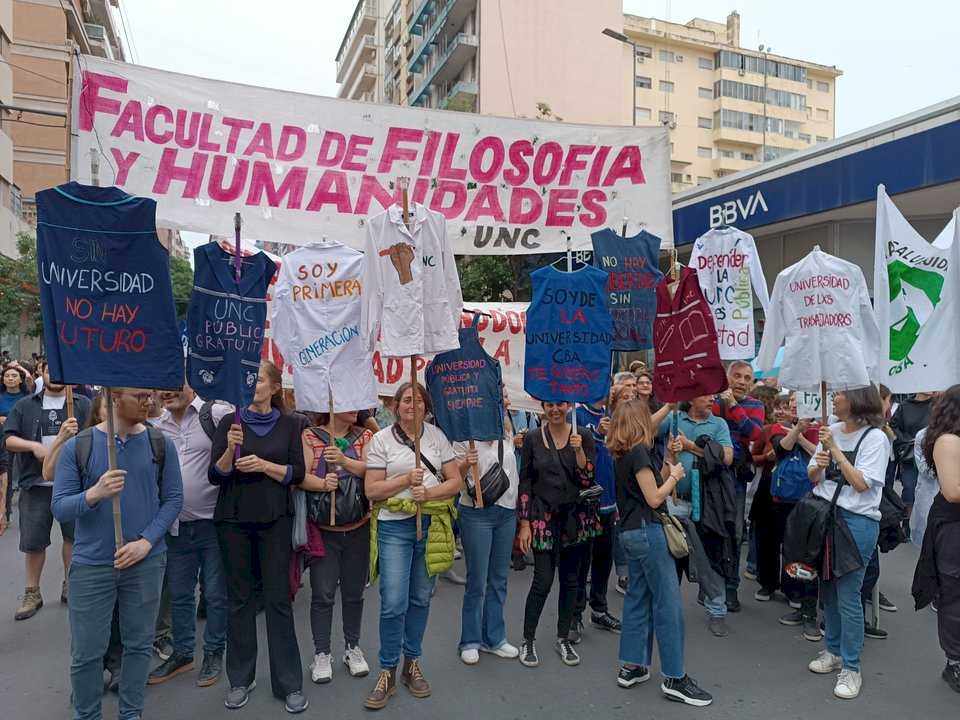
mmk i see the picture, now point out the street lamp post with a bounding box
[602,28,637,127]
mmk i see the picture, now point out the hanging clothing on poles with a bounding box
[187,242,277,407]
[271,242,377,413]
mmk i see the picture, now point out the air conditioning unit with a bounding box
[676,54,684,62]
[85,23,106,41]
[738,68,745,76]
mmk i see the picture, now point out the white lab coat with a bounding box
[757,247,880,391]
[689,227,770,359]
[271,242,378,413]
[360,203,463,357]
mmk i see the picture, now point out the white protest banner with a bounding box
[795,389,835,420]
[874,186,960,392]
[71,56,672,255]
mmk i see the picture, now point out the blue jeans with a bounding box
[822,509,879,672]
[619,524,685,679]
[69,553,166,720]
[458,505,516,651]
[613,521,627,578]
[167,519,227,657]
[377,515,436,669]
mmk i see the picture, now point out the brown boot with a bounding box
[363,668,396,710]
[15,587,42,621]
[401,657,431,698]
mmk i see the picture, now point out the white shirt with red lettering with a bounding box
[271,242,377,413]
[757,247,880,391]
[689,227,769,360]
[360,203,463,357]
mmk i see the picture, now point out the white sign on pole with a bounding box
[795,390,835,420]
[71,56,673,255]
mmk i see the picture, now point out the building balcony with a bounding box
[713,126,763,147]
[337,33,376,86]
[713,155,757,173]
[336,0,378,73]
[408,0,476,70]
[409,0,435,35]
[410,33,478,107]
[441,80,478,111]
[340,62,378,101]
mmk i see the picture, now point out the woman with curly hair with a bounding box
[912,385,960,694]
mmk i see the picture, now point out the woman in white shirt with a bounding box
[806,385,889,700]
[454,388,521,666]
[362,382,462,710]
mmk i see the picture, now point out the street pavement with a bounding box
[0,514,955,720]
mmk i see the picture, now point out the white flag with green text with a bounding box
[874,185,960,393]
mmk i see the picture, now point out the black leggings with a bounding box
[309,524,369,654]
[523,542,590,641]
[576,513,615,617]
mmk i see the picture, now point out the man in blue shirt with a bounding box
[53,387,183,720]
[669,394,733,636]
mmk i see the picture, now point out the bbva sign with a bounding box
[709,190,769,228]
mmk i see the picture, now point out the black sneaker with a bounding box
[284,691,308,714]
[662,675,713,707]
[617,665,650,688]
[802,616,823,642]
[224,681,256,710]
[707,617,729,638]
[864,623,888,640]
[153,637,174,662]
[877,592,898,613]
[569,618,584,645]
[555,638,580,667]
[591,611,622,633]
[519,639,539,668]
[197,651,223,687]
[779,610,803,627]
[725,589,741,613]
[943,662,960,694]
[148,653,194,685]
[754,588,775,602]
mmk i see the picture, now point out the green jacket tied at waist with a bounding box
[368,498,457,583]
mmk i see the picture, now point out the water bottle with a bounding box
[690,467,701,522]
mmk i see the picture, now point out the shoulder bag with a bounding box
[464,439,511,508]
[656,510,690,559]
[307,427,368,526]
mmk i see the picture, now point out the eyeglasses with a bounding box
[120,392,153,404]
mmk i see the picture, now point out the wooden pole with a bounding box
[105,388,123,548]
[469,440,483,508]
[820,381,828,427]
[566,236,579,436]
[328,385,337,527]
[65,386,74,419]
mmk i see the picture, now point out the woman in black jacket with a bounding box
[517,400,600,668]
[210,360,308,714]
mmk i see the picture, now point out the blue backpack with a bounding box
[771,446,812,501]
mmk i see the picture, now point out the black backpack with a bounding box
[198,401,219,441]
[74,426,166,490]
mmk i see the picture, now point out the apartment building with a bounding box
[0,0,20,260]
[619,12,840,192]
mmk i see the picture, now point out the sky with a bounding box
[117,0,958,246]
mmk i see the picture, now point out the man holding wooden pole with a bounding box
[52,387,183,720]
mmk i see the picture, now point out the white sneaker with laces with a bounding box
[343,646,369,678]
[311,653,333,684]
[808,650,843,674]
[460,648,480,665]
[834,669,862,699]
[480,642,519,659]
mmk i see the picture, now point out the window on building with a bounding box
[635,45,653,58]
[659,80,674,93]
[741,152,754,161]
[635,107,652,122]
[697,146,712,158]
[763,146,796,161]
[698,86,713,99]
[697,176,713,184]
[635,75,652,89]
[719,149,734,158]
[659,49,675,62]
[714,49,807,83]
[697,116,713,129]
[698,56,713,70]
[671,172,684,183]
[659,110,675,125]
[817,108,829,121]
[714,79,806,110]
[817,135,829,143]
[816,80,830,92]
[799,133,811,143]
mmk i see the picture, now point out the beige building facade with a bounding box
[0,0,20,260]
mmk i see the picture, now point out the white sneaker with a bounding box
[311,653,332,684]
[808,650,843,674]
[460,648,480,665]
[343,645,369,677]
[834,669,862,699]
[480,642,519,659]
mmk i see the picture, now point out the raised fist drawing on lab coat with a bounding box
[388,242,415,285]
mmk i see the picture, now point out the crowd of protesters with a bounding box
[1,352,959,718]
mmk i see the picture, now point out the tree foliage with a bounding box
[0,232,42,338]
[169,255,194,321]
[456,255,535,303]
